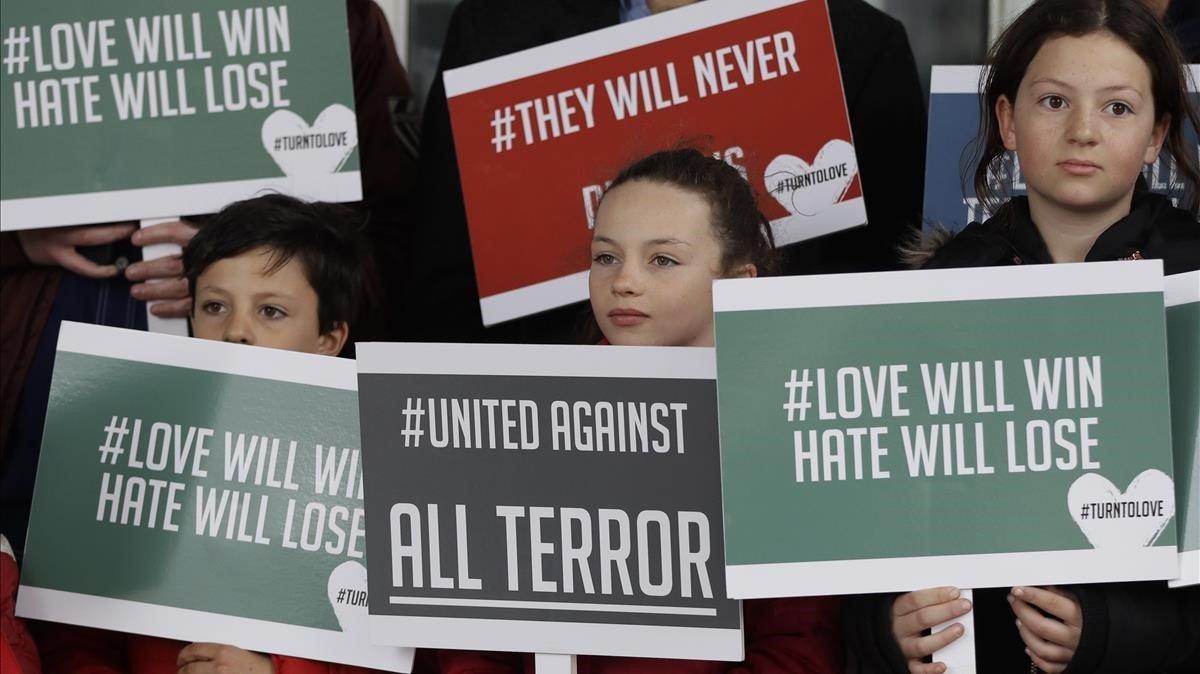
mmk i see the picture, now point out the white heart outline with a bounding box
[261,103,359,177]
[1067,469,1175,549]
[763,139,859,217]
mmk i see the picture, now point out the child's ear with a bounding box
[315,322,349,356]
[996,95,1018,151]
[1144,113,1170,165]
[732,263,757,279]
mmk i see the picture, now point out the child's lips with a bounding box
[1059,159,1101,176]
[609,309,648,327]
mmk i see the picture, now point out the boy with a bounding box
[184,194,365,356]
[36,194,377,674]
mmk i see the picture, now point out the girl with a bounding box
[438,149,841,674]
[845,1,1200,673]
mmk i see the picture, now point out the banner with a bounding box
[0,1,361,231]
[922,65,1199,233]
[1168,271,1200,588]
[713,261,1177,598]
[445,0,863,325]
[357,343,743,660]
[16,323,412,672]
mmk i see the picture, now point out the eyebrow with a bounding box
[1029,77,1144,96]
[592,236,691,247]
[196,285,295,302]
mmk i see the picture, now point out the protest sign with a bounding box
[444,0,863,325]
[1167,271,1200,588]
[0,1,360,231]
[16,322,412,672]
[357,343,743,660]
[922,65,1199,232]
[713,261,1178,598]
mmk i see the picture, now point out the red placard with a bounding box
[446,0,863,325]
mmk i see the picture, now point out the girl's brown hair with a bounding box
[971,0,1200,213]
[602,148,781,276]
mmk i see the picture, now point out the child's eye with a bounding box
[650,255,679,268]
[200,301,225,315]
[592,252,618,265]
[1104,101,1133,116]
[260,305,287,320]
[1039,95,1067,110]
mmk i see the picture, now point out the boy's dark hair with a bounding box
[183,194,367,334]
[972,0,1200,213]
[603,148,781,276]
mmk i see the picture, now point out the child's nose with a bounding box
[222,312,255,345]
[612,264,642,295]
[1066,107,1099,145]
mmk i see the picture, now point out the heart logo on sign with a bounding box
[261,104,359,177]
[327,560,369,634]
[763,140,858,217]
[1067,469,1175,548]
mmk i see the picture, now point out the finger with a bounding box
[1016,619,1073,665]
[908,662,947,674]
[131,277,189,302]
[177,663,214,674]
[1013,586,1080,624]
[906,623,965,659]
[895,597,972,637]
[1027,649,1067,674]
[1009,596,1076,647]
[893,587,961,617]
[149,298,193,319]
[66,223,138,246]
[177,642,219,666]
[55,247,119,279]
[132,220,198,247]
[125,255,183,281]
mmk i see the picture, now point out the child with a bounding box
[845,1,1200,673]
[35,195,379,674]
[439,149,841,674]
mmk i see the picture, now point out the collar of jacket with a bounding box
[1001,191,1174,264]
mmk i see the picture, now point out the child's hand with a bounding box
[126,219,198,318]
[1008,585,1081,673]
[176,642,275,674]
[890,586,972,673]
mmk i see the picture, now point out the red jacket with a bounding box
[438,595,842,674]
[33,627,396,674]
[1,543,40,674]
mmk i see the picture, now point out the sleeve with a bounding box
[271,653,392,674]
[1,233,34,272]
[29,623,128,674]
[436,649,525,674]
[1,548,40,674]
[841,593,908,674]
[719,596,843,674]
[1064,582,1200,674]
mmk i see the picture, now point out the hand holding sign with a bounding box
[891,587,971,674]
[1008,586,1081,674]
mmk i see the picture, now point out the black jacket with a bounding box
[923,193,1199,274]
[844,193,1200,674]
[400,0,927,343]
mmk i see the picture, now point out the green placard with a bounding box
[1167,271,1200,588]
[16,322,410,671]
[713,261,1178,598]
[1,1,360,230]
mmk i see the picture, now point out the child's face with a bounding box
[191,246,347,355]
[996,32,1167,217]
[589,180,726,348]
